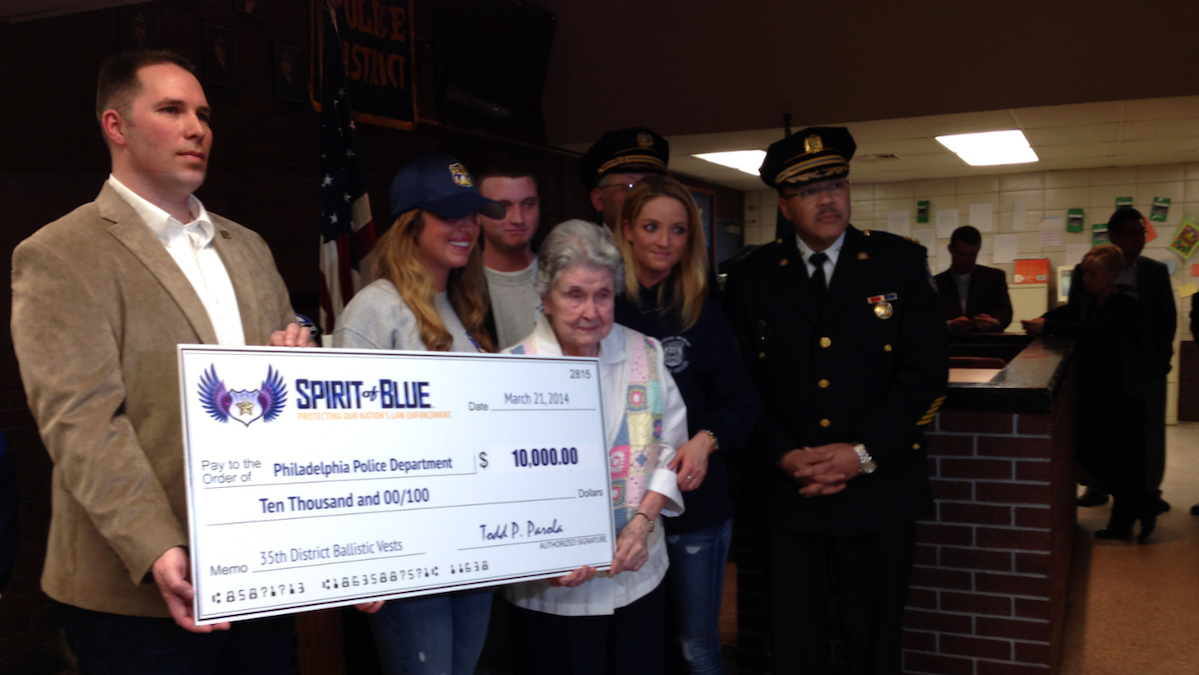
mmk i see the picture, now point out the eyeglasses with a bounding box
[785,179,851,202]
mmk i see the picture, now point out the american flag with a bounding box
[318,0,376,335]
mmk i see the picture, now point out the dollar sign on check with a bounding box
[479,451,488,469]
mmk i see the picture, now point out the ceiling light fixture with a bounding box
[935,130,1038,166]
[692,150,768,175]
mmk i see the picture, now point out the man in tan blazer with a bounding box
[11,50,311,673]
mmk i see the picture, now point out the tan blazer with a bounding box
[11,184,296,617]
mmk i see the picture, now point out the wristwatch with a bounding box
[700,429,719,451]
[853,443,877,474]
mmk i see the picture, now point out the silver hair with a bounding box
[535,219,625,296]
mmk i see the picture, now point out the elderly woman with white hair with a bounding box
[503,219,687,675]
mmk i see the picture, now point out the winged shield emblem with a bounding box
[198,365,288,427]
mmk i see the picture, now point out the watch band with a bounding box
[853,443,877,474]
[700,429,719,451]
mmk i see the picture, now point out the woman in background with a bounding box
[615,175,760,674]
[1024,244,1148,541]
[335,153,501,674]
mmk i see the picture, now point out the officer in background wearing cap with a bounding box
[334,154,503,674]
[580,126,670,230]
[723,127,948,675]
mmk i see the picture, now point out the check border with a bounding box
[179,345,615,623]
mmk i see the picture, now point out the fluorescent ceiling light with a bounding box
[692,150,768,175]
[935,130,1038,166]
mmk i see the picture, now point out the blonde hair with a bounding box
[372,209,496,353]
[1082,243,1124,276]
[618,174,709,331]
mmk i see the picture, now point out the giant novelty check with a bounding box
[179,345,615,625]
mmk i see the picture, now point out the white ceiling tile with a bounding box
[1124,97,1199,121]
[1035,143,1122,161]
[1121,119,1199,141]
[1010,101,1127,129]
[855,138,948,157]
[903,110,1021,136]
[1025,123,1121,146]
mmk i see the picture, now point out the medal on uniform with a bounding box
[867,293,898,320]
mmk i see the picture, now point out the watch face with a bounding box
[864,461,878,474]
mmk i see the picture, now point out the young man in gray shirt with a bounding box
[477,166,543,349]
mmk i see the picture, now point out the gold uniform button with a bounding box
[820,418,831,428]
[913,443,921,450]
[884,344,892,352]
[818,379,830,388]
[820,337,832,348]
[779,258,789,267]
[776,238,784,244]
[758,352,766,359]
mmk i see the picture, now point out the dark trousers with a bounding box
[1144,375,1167,495]
[509,581,666,675]
[52,600,294,675]
[1082,398,1147,531]
[769,523,917,675]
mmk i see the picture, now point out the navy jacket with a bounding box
[616,282,761,534]
[723,226,948,536]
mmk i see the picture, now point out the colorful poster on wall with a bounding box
[312,0,417,129]
[1116,196,1133,209]
[1092,223,1109,245]
[1067,208,1084,233]
[1013,259,1049,284]
[916,200,930,223]
[1151,197,1171,222]
[1169,219,1199,260]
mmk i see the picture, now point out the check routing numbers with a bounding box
[179,347,614,624]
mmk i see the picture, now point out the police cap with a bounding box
[759,126,856,190]
[580,126,669,189]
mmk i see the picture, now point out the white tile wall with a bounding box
[742,162,1199,338]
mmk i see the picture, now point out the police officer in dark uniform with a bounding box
[580,126,670,230]
[723,127,949,675]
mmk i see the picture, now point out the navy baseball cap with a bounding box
[389,154,505,220]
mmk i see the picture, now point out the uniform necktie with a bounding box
[809,252,828,308]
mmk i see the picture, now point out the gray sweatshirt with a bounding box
[333,279,476,353]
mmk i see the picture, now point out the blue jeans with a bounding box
[368,590,492,675]
[665,519,733,675]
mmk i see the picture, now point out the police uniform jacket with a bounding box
[723,226,948,536]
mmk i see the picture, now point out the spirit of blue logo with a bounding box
[198,365,288,427]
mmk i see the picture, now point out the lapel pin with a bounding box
[858,252,869,260]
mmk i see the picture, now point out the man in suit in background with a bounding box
[1072,208,1176,511]
[724,127,948,675]
[936,225,1013,334]
[11,50,311,674]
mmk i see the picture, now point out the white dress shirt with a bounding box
[796,230,847,285]
[108,176,246,345]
